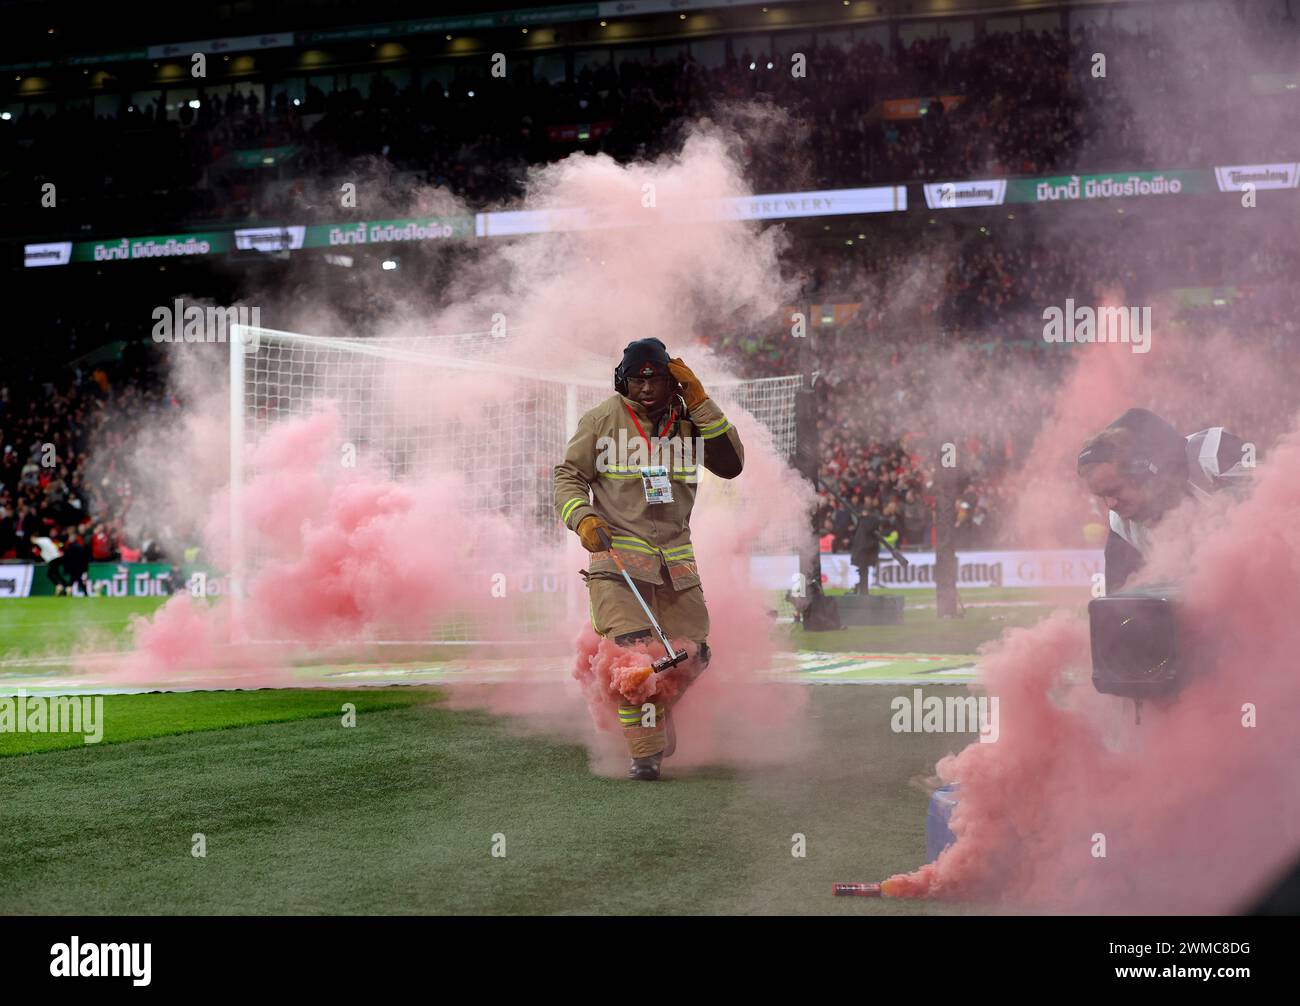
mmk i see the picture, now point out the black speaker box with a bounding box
[835,594,904,626]
[800,594,842,631]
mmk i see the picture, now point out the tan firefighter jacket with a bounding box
[553,391,744,589]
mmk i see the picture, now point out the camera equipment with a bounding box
[1088,585,1182,698]
[814,478,910,566]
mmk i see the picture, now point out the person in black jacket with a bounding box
[1077,408,1250,594]
[849,507,882,594]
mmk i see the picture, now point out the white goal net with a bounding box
[230,325,801,644]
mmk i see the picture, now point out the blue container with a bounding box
[925,783,960,862]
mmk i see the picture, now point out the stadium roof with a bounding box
[2,0,1144,72]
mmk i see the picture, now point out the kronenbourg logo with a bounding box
[24,242,73,268]
[924,179,1008,209]
[233,226,307,251]
[1213,163,1300,191]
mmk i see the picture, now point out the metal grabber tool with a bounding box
[596,527,689,673]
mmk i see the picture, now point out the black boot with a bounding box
[628,753,662,781]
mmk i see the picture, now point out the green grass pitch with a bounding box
[0,588,1074,914]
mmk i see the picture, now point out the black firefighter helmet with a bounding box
[614,338,672,395]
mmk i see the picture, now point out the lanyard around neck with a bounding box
[623,401,676,458]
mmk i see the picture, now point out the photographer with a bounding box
[849,505,881,595]
[1077,408,1251,593]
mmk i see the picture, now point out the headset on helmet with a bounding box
[1078,408,1184,482]
[1078,442,1160,480]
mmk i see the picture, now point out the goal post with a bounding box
[229,325,247,637]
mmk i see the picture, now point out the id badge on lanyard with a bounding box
[640,465,673,504]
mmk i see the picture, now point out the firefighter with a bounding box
[553,338,744,780]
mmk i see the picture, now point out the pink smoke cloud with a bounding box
[78,126,812,780]
[885,370,1300,912]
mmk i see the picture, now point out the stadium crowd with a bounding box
[5,3,1294,237]
[0,340,174,571]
